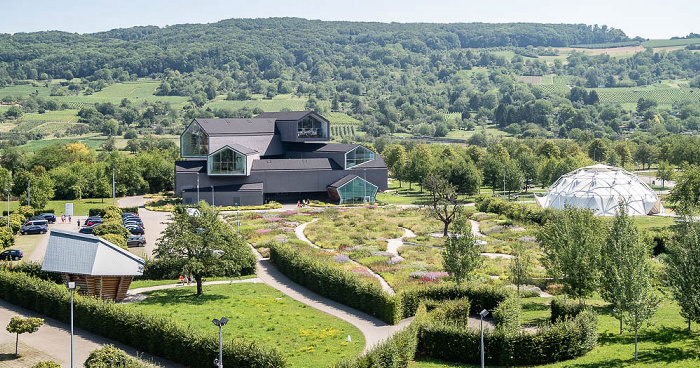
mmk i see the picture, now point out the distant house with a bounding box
[41,230,145,302]
[174,111,388,206]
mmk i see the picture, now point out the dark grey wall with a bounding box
[183,188,263,207]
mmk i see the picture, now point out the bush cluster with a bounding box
[0,270,286,368]
[31,362,61,368]
[3,208,55,217]
[88,206,138,217]
[269,241,401,324]
[416,303,598,365]
[492,297,521,334]
[84,345,152,368]
[335,325,418,368]
[550,297,589,323]
[475,195,554,225]
[0,261,63,283]
[399,283,511,318]
[0,226,14,248]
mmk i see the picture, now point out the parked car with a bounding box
[0,249,23,261]
[123,220,144,229]
[79,225,97,234]
[20,223,48,235]
[125,225,145,235]
[37,213,56,223]
[122,212,139,219]
[126,235,146,247]
[85,217,103,226]
[25,219,48,227]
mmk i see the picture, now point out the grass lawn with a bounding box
[412,294,700,367]
[2,199,119,216]
[128,275,257,290]
[126,283,364,367]
[12,232,44,257]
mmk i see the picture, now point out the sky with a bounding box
[0,0,696,39]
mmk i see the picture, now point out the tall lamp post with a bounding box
[212,317,229,368]
[480,309,489,368]
[4,189,9,228]
[68,282,76,368]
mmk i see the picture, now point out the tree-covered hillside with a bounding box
[0,18,629,79]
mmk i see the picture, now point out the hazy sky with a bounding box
[0,0,696,39]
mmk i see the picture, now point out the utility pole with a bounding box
[211,185,214,206]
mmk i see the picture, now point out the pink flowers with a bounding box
[265,217,284,222]
[279,210,298,216]
[255,229,273,234]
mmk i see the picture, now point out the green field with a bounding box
[642,38,700,48]
[126,283,364,368]
[205,93,307,111]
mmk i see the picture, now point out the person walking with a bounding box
[68,215,72,223]
[77,219,81,228]
[61,214,66,223]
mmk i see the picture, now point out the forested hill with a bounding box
[0,18,629,79]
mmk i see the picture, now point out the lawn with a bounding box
[2,198,120,216]
[125,283,365,367]
[128,275,257,289]
[412,294,700,368]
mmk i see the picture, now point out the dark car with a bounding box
[20,223,48,235]
[38,213,56,223]
[126,225,145,235]
[126,235,146,247]
[0,249,23,261]
[123,219,144,229]
[79,224,97,234]
[85,217,103,226]
[122,212,139,219]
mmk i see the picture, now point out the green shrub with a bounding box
[269,241,401,324]
[0,261,63,283]
[493,297,521,334]
[335,324,418,368]
[32,362,61,368]
[83,345,150,368]
[120,206,139,214]
[550,297,589,323]
[9,213,24,233]
[475,195,554,225]
[89,208,106,217]
[103,206,122,221]
[92,221,130,240]
[0,226,14,248]
[399,283,511,318]
[0,270,286,368]
[417,308,597,365]
[16,205,35,219]
[428,298,471,327]
[99,233,128,249]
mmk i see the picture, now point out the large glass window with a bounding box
[345,146,375,168]
[208,147,246,175]
[337,177,377,204]
[297,117,326,138]
[181,122,209,157]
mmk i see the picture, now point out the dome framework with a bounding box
[535,164,663,216]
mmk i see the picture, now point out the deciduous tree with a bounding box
[666,214,700,331]
[442,216,481,285]
[6,316,44,356]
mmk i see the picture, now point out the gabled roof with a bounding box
[210,142,258,156]
[175,160,205,173]
[255,111,328,122]
[192,118,277,135]
[42,230,145,276]
[251,158,340,172]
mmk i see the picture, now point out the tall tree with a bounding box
[406,144,433,192]
[509,242,532,297]
[154,201,256,295]
[424,175,462,237]
[442,215,482,285]
[656,161,675,189]
[668,164,700,213]
[537,206,602,304]
[666,214,700,331]
[383,144,408,188]
[6,316,44,356]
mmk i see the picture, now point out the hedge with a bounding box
[269,242,401,324]
[334,324,418,368]
[493,296,521,334]
[475,195,554,225]
[0,261,64,283]
[0,270,286,368]
[84,345,152,368]
[89,206,139,217]
[416,308,598,365]
[5,208,55,216]
[0,226,14,248]
[399,283,511,318]
[550,297,589,323]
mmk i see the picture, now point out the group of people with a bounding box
[60,214,72,223]
[178,275,194,286]
[297,199,311,208]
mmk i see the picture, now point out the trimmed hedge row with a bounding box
[550,297,589,323]
[417,309,598,366]
[89,206,139,217]
[3,208,55,216]
[399,283,511,319]
[334,325,418,368]
[0,270,286,368]
[84,345,153,368]
[269,242,401,324]
[475,195,554,225]
[0,261,64,283]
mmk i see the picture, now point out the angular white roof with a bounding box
[42,230,145,276]
[535,164,663,216]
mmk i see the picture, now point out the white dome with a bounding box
[535,164,663,216]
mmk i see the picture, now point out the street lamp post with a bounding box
[502,165,506,199]
[211,185,215,206]
[480,309,489,368]
[212,317,229,368]
[68,281,76,368]
[27,177,30,208]
[5,189,9,228]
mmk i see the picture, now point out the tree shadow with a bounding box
[599,326,698,346]
[561,358,627,368]
[136,288,228,306]
[637,346,700,364]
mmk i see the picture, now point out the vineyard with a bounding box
[330,124,357,139]
[595,86,700,105]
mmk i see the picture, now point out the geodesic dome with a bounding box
[535,164,663,216]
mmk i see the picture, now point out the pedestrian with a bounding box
[68,215,71,223]
[297,200,301,208]
[188,275,192,286]
[179,275,185,285]
[77,219,81,228]
[61,214,66,223]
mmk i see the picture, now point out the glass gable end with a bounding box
[181,122,209,157]
[345,146,375,168]
[337,177,378,205]
[297,117,327,139]
[208,147,246,175]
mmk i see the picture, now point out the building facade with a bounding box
[174,111,387,206]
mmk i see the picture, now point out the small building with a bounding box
[174,111,388,206]
[41,230,145,302]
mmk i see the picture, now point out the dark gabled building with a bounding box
[175,111,387,206]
